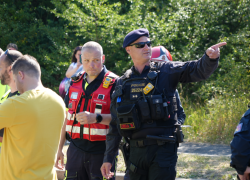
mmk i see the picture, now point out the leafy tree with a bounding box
[0,0,71,92]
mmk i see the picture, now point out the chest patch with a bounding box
[130,83,145,100]
[130,83,145,93]
[234,123,243,134]
[130,93,140,100]
[97,94,105,100]
[70,92,78,99]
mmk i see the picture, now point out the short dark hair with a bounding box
[0,48,3,56]
[4,50,23,67]
[12,55,41,79]
[71,46,82,63]
[7,43,18,50]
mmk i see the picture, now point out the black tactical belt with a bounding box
[130,137,175,147]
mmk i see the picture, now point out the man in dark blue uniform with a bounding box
[231,109,250,180]
[101,28,226,180]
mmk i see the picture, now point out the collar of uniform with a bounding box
[83,65,108,82]
[132,65,150,76]
[8,91,19,98]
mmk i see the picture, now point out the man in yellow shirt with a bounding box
[0,55,66,180]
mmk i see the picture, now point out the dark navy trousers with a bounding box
[64,143,117,180]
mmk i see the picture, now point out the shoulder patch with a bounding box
[243,109,250,117]
[121,69,132,79]
[234,123,243,134]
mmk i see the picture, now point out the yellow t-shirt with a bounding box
[0,88,66,180]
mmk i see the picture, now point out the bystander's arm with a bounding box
[99,114,112,125]
[55,113,67,170]
[75,111,111,125]
[65,63,81,78]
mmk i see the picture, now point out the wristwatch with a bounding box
[96,114,103,123]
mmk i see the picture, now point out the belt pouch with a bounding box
[137,100,151,122]
[117,104,140,130]
[148,95,165,121]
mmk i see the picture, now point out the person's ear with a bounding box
[125,47,131,54]
[8,65,12,74]
[102,55,105,63]
[18,71,24,80]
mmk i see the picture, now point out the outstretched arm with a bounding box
[164,42,227,84]
[205,42,227,59]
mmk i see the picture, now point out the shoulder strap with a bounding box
[103,71,118,86]
[105,71,119,79]
[71,71,85,83]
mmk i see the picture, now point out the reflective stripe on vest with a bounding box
[66,125,108,136]
[66,71,118,141]
[0,89,11,104]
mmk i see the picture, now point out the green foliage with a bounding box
[2,0,249,97]
[1,0,250,143]
[0,0,74,92]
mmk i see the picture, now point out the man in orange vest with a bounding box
[55,41,118,180]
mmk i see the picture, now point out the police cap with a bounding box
[123,28,149,48]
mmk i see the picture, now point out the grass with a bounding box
[181,94,250,144]
[116,151,237,180]
[62,147,237,179]
[176,154,237,180]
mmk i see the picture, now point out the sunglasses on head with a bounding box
[76,46,82,51]
[5,49,14,62]
[129,41,152,48]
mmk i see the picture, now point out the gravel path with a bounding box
[178,141,231,156]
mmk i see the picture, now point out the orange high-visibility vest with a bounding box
[66,71,117,141]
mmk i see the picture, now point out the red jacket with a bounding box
[66,71,117,141]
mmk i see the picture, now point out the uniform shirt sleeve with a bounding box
[104,79,122,163]
[175,90,186,125]
[0,98,16,129]
[162,53,219,87]
[230,112,250,175]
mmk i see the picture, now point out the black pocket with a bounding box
[117,104,141,130]
[137,100,151,122]
[148,95,165,121]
